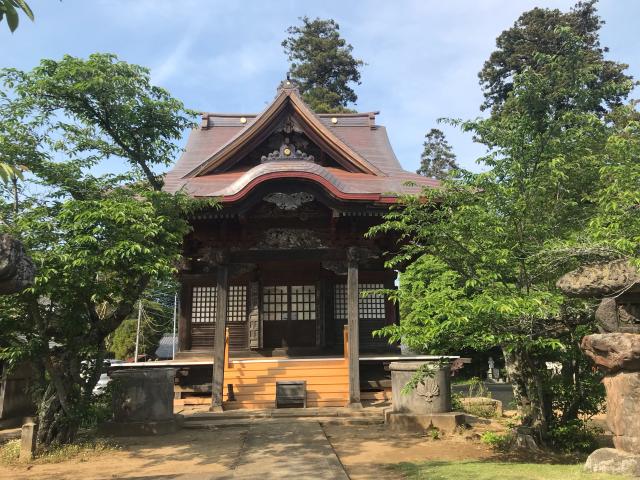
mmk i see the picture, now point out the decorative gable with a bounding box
[185,82,383,177]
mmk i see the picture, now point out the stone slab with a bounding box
[584,448,640,476]
[385,411,465,433]
[209,421,349,479]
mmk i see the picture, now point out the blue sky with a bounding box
[2,0,638,174]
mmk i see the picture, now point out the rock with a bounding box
[581,333,640,374]
[603,371,640,453]
[596,298,640,334]
[584,448,640,476]
[0,234,36,295]
[557,260,640,298]
[620,302,640,328]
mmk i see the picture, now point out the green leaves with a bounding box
[0,0,33,32]
[417,128,459,180]
[283,17,364,113]
[0,161,21,183]
[371,3,633,436]
[0,53,204,447]
[1,53,197,191]
[479,1,632,115]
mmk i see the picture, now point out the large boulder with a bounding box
[581,333,640,374]
[596,298,640,334]
[557,260,640,298]
[0,234,35,295]
[584,448,640,476]
[604,371,640,454]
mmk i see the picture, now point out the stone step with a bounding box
[183,406,385,422]
[183,416,384,429]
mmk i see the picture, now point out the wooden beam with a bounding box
[210,263,229,411]
[229,249,346,263]
[347,248,361,407]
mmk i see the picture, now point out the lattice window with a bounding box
[191,286,216,323]
[334,284,347,320]
[191,285,247,323]
[334,283,386,320]
[290,285,316,321]
[227,285,247,322]
[263,286,288,321]
[359,283,386,319]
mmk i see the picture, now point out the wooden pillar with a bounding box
[177,281,190,352]
[347,248,361,407]
[210,264,229,412]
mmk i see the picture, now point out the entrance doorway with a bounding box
[262,285,317,348]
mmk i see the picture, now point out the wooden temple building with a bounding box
[162,80,438,410]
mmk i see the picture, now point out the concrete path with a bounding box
[209,421,349,480]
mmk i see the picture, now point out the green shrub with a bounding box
[547,419,602,453]
[464,402,498,418]
[451,392,464,411]
[466,377,491,398]
[0,440,20,465]
[0,438,118,465]
[480,431,512,451]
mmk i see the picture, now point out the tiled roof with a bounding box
[164,85,439,202]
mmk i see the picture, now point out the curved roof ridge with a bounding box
[216,161,347,197]
[183,86,383,178]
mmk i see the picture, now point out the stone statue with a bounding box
[557,260,640,476]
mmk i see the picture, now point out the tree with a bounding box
[107,282,176,360]
[0,0,33,32]
[416,128,459,180]
[479,0,632,115]
[282,17,365,113]
[371,20,633,446]
[588,104,640,263]
[0,53,200,447]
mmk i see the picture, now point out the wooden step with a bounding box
[360,390,391,401]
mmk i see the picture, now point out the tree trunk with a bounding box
[36,384,80,447]
[35,351,104,448]
[502,347,552,446]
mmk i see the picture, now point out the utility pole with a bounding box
[172,293,177,360]
[134,300,142,362]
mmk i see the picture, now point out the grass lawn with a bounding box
[393,460,624,480]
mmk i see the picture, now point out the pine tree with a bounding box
[416,128,459,180]
[282,17,364,113]
[479,0,632,115]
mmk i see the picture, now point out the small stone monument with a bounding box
[385,361,464,433]
[101,367,180,435]
[557,260,640,476]
[19,417,37,462]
